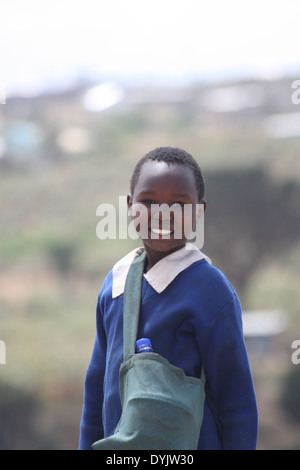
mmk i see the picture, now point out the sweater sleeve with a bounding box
[200,294,258,450]
[78,294,106,450]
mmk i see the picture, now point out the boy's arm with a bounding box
[78,296,106,450]
[201,295,258,450]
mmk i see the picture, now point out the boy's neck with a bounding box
[143,242,186,272]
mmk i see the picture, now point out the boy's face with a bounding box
[128,161,201,264]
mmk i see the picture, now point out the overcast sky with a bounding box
[1,0,300,96]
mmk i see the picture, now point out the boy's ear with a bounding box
[127,193,132,207]
[127,194,133,216]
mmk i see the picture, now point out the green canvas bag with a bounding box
[93,251,206,450]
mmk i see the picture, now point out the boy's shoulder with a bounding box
[186,256,232,286]
[97,247,142,300]
[180,258,240,314]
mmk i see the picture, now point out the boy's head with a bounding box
[128,147,205,263]
[130,147,205,202]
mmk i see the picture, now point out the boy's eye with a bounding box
[141,200,155,206]
[140,200,185,208]
[173,202,185,207]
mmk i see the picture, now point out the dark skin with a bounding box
[127,161,206,271]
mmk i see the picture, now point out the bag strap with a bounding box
[122,250,206,386]
[123,251,147,361]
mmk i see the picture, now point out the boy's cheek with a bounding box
[129,203,150,238]
[178,207,194,238]
[174,218,193,239]
[173,205,200,240]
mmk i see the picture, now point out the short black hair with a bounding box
[130,146,205,202]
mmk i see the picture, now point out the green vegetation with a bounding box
[1,77,300,448]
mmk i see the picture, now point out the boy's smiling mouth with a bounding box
[150,227,174,237]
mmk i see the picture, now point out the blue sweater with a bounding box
[79,249,258,450]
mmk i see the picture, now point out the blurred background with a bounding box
[1,0,300,449]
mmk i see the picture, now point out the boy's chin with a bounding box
[141,238,186,253]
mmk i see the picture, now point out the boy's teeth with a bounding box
[151,228,172,235]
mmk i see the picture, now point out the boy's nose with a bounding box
[152,204,171,221]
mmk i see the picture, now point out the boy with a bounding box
[79,147,258,450]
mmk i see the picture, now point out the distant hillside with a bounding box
[1,76,300,178]
[1,76,300,449]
